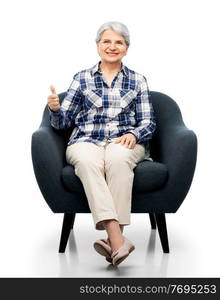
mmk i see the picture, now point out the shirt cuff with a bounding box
[48,105,61,115]
[126,130,139,142]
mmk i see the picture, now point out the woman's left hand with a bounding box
[114,133,137,149]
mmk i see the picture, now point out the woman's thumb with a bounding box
[50,85,56,95]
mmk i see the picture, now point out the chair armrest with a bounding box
[32,126,66,173]
[158,125,198,210]
[160,125,197,167]
[31,125,71,211]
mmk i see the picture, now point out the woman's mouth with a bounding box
[107,52,119,56]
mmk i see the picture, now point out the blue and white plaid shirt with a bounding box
[49,61,156,147]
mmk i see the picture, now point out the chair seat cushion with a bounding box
[61,161,168,194]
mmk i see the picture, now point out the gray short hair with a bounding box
[95,21,130,46]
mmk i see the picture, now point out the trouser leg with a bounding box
[104,142,146,227]
[66,142,118,230]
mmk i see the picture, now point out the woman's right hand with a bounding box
[47,85,61,112]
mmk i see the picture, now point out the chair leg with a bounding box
[154,213,170,253]
[59,213,75,253]
[70,213,76,229]
[149,213,157,229]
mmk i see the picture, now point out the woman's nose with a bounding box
[109,43,117,50]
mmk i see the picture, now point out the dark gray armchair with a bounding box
[31,91,197,253]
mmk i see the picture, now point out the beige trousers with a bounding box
[66,141,146,230]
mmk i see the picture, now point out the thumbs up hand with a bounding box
[47,85,61,112]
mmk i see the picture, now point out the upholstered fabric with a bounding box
[61,161,168,194]
[31,91,197,214]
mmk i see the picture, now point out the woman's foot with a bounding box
[109,235,125,253]
[93,239,112,263]
[111,237,135,266]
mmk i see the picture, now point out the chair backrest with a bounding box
[41,91,185,159]
[149,91,185,161]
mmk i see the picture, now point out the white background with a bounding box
[0,0,219,277]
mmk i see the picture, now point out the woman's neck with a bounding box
[99,61,122,74]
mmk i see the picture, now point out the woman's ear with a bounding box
[124,45,129,55]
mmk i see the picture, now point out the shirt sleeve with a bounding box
[126,75,156,143]
[48,72,82,130]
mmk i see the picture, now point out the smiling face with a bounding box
[97,29,128,64]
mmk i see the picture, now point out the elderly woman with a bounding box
[47,21,156,266]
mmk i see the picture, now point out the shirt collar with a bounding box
[90,61,129,77]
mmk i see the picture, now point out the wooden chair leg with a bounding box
[59,213,75,253]
[154,213,170,253]
[149,213,157,229]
